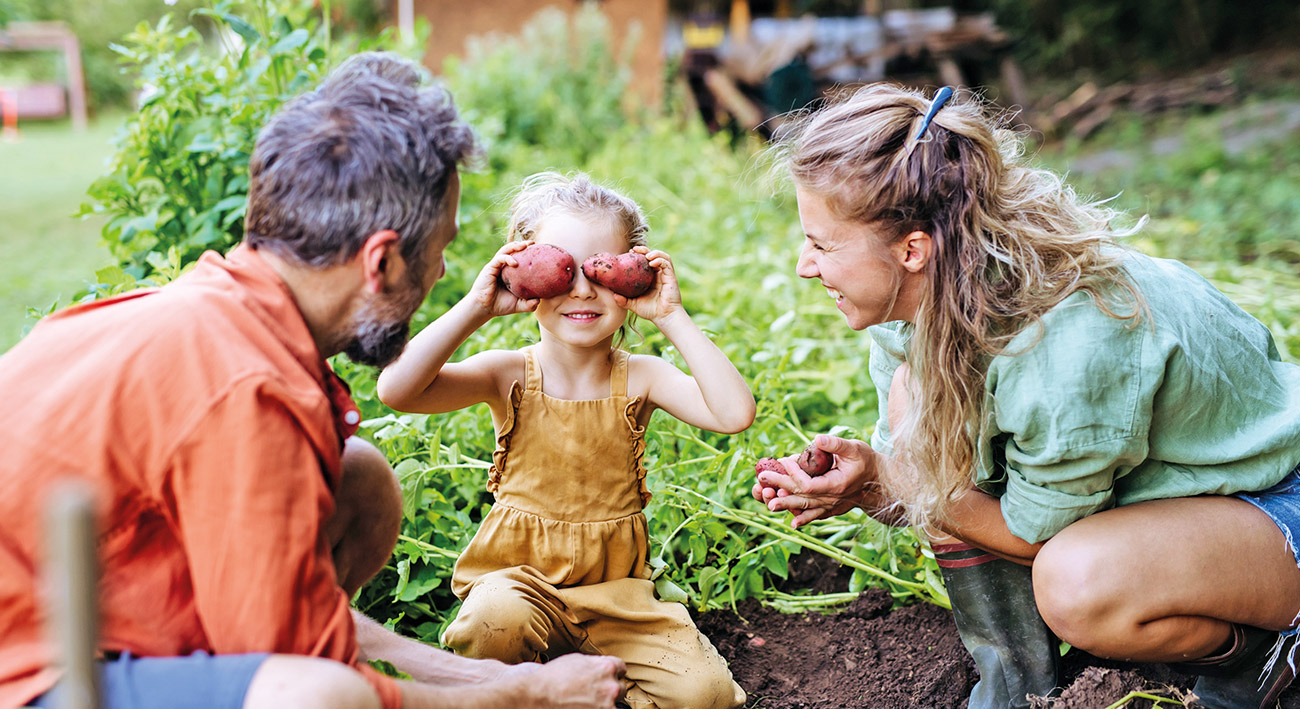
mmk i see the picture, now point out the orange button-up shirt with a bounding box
[0,245,401,708]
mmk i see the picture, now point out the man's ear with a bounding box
[357,230,402,294]
[897,230,933,274]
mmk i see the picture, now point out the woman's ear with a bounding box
[897,231,933,274]
[357,229,402,294]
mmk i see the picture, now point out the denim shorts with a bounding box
[1236,464,1300,633]
[29,651,268,709]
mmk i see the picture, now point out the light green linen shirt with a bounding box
[868,251,1300,544]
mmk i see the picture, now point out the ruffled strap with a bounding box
[623,395,651,505]
[523,345,543,392]
[486,380,525,493]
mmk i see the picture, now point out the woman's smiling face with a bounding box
[793,185,916,331]
[532,211,630,347]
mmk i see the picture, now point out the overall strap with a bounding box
[610,349,629,398]
[523,346,543,392]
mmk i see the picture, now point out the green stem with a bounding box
[662,485,949,609]
[659,429,720,455]
[396,535,460,560]
[320,0,332,59]
[1104,691,1187,709]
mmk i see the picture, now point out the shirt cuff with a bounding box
[357,662,405,709]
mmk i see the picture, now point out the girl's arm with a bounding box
[620,247,756,434]
[377,242,538,414]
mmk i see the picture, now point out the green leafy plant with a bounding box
[78,0,423,279]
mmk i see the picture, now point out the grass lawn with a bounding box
[0,115,121,352]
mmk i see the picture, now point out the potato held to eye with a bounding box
[581,251,656,299]
[500,243,576,299]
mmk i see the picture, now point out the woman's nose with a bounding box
[795,242,817,279]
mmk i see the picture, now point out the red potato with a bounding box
[755,457,785,476]
[797,444,833,476]
[581,251,656,298]
[500,243,575,299]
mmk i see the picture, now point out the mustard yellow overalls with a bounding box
[442,347,744,709]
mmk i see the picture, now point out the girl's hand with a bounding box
[753,434,893,529]
[614,247,681,322]
[470,241,541,318]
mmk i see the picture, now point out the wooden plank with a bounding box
[45,482,101,709]
[703,68,764,131]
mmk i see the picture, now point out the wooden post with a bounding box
[62,32,87,132]
[0,88,18,142]
[46,482,100,709]
[729,0,750,45]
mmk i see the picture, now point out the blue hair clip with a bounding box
[912,86,955,143]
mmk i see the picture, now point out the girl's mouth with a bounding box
[564,312,600,321]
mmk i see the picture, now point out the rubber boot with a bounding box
[934,541,1060,709]
[1170,624,1298,709]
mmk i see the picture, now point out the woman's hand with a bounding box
[469,241,542,318]
[615,247,682,323]
[752,434,894,529]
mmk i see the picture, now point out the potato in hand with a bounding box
[797,443,833,476]
[500,243,576,299]
[581,251,656,298]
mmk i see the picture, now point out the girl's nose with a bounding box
[569,269,596,298]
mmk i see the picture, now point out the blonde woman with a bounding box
[754,85,1300,709]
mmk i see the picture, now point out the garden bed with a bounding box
[696,553,1300,708]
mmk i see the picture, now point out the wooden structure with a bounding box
[686,2,1030,136]
[409,0,668,109]
[0,21,88,132]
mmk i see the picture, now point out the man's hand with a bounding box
[501,654,626,708]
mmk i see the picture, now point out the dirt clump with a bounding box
[694,554,1300,709]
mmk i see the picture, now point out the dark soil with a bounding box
[695,553,1300,709]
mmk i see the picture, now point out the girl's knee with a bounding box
[244,655,380,709]
[645,653,744,709]
[443,592,547,663]
[649,670,744,709]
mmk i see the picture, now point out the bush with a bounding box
[78,0,421,279]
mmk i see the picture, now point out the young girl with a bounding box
[377,172,752,709]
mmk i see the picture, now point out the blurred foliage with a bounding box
[978,0,1300,82]
[75,0,424,279]
[0,0,391,111]
[0,0,207,110]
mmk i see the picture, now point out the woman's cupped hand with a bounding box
[752,434,893,529]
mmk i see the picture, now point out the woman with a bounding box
[754,84,1300,709]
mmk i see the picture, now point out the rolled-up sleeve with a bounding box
[162,376,402,708]
[985,298,1156,544]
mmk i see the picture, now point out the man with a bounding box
[0,53,625,709]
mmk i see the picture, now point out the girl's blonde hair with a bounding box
[772,84,1144,529]
[506,171,651,348]
[506,171,649,249]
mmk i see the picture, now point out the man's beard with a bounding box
[343,281,426,368]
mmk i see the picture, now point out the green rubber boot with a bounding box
[1171,624,1297,708]
[934,541,1060,709]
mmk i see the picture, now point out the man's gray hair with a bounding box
[245,52,478,272]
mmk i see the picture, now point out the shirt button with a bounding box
[343,410,360,425]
